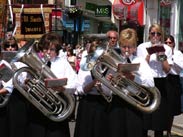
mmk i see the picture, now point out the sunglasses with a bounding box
[165,41,173,44]
[5,44,17,48]
[150,32,161,36]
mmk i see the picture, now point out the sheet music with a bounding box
[146,46,165,55]
[117,63,140,73]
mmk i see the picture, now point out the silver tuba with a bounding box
[81,46,161,113]
[0,52,16,108]
[11,39,75,122]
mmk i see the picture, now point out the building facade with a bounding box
[1,0,182,50]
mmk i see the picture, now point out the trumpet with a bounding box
[11,39,75,122]
[81,46,161,113]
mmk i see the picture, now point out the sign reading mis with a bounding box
[95,5,111,17]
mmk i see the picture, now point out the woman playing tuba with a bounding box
[74,28,159,137]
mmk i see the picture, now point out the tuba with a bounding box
[11,39,75,122]
[81,45,161,113]
[0,53,16,108]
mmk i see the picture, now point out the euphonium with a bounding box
[81,46,161,113]
[11,39,75,122]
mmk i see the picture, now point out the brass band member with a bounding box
[28,32,77,137]
[2,37,19,51]
[165,35,183,137]
[0,47,13,137]
[3,37,30,137]
[137,23,174,137]
[74,28,154,137]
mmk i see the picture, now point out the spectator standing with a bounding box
[67,48,77,71]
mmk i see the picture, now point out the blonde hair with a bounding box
[148,23,164,42]
[119,28,138,47]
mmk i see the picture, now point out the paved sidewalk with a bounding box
[172,114,183,136]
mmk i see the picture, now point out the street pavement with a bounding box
[69,120,183,137]
[69,105,183,137]
[171,114,183,137]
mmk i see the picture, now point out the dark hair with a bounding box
[165,35,175,43]
[3,37,19,51]
[38,32,62,55]
[67,48,74,56]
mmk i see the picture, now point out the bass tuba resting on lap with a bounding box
[80,44,161,113]
[11,39,75,122]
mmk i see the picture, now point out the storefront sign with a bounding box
[13,4,53,39]
[85,2,97,12]
[95,5,111,17]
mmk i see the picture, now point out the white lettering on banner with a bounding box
[121,0,136,5]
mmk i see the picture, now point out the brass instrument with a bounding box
[11,39,75,122]
[0,80,10,107]
[81,46,161,113]
[0,58,15,108]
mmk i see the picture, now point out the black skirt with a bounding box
[143,74,182,130]
[0,105,8,137]
[7,89,30,137]
[166,74,182,116]
[74,95,144,137]
[28,101,70,137]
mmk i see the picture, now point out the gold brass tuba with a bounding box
[81,46,161,113]
[11,39,75,122]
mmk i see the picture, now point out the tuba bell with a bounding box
[81,45,161,113]
[11,39,75,122]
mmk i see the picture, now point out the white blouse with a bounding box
[170,49,183,75]
[76,52,155,96]
[50,56,78,91]
[137,42,173,78]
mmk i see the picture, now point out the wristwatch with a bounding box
[157,54,167,62]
